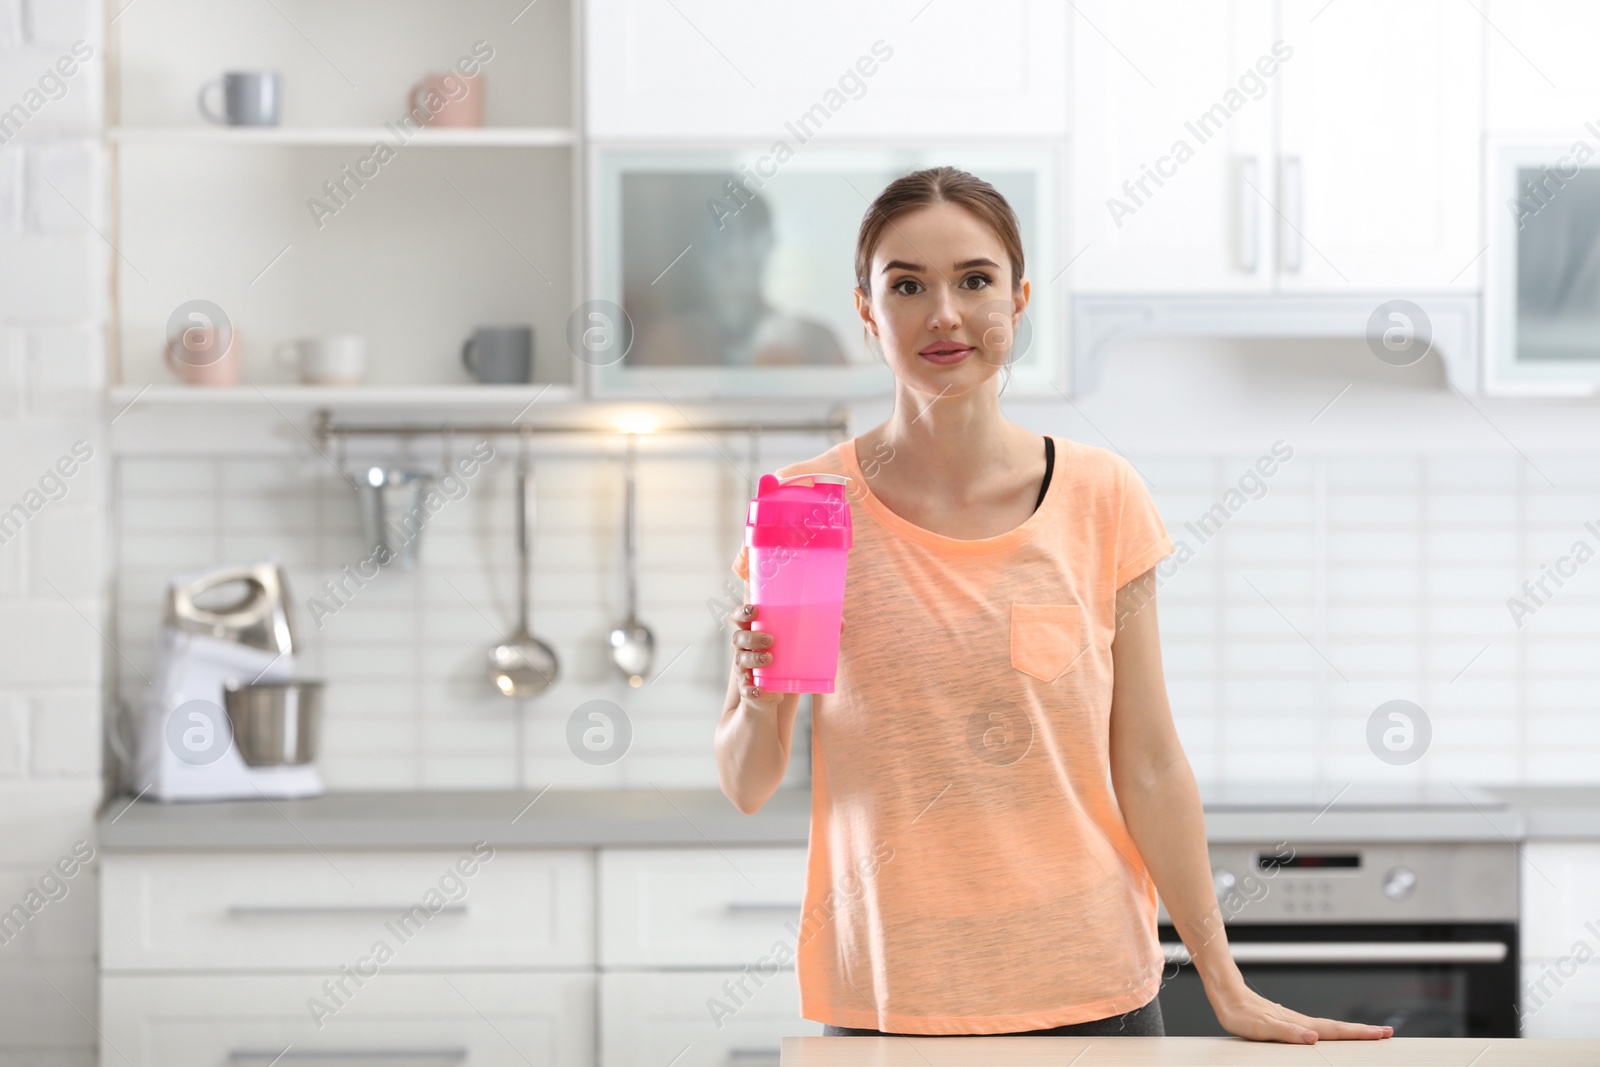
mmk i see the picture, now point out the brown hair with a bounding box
[854,166,1025,295]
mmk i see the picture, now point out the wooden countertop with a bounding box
[780,1036,1599,1065]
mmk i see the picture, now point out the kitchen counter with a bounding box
[96,786,812,851]
[96,782,1598,852]
[1483,785,1600,838]
[780,1036,1599,1065]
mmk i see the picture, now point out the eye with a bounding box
[890,277,923,296]
[959,272,993,291]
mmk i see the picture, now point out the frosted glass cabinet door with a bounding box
[1070,0,1277,294]
[1485,142,1600,394]
[1275,0,1484,291]
[585,0,1068,139]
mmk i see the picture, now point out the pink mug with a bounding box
[165,323,241,386]
[409,71,483,128]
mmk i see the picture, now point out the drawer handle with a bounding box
[726,1050,782,1064]
[229,1050,467,1065]
[1162,940,1508,964]
[227,905,470,919]
[724,902,801,915]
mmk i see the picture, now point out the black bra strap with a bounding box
[1033,436,1054,513]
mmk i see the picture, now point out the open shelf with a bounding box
[107,127,578,147]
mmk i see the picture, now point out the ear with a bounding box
[1014,277,1032,321]
[854,287,878,337]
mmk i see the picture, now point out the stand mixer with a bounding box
[134,562,324,801]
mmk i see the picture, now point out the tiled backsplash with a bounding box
[112,444,1600,790]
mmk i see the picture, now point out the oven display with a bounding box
[1258,852,1361,872]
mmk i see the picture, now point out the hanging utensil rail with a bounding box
[314,409,850,443]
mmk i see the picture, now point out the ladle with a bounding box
[489,438,559,697]
[607,434,655,686]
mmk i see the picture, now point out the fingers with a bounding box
[734,647,773,670]
[730,604,775,706]
[1306,1016,1393,1041]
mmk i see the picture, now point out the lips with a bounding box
[918,342,973,365]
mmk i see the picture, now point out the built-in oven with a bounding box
[1155,841,1519,1037]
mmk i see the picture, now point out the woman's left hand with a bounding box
[1209,982,1393,1044]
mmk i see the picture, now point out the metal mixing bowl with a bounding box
[222,681,324,766]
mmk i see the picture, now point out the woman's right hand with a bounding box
[731,603,783,711]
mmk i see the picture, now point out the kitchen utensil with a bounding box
[223,681,323,766]
[745,473,853,693]
[136,562,324,800]
[198,71,281,126]
[489,443,558,697]
[355,467,432,570]
[164,321,241,386]
[410,70,483,127]
[274,334,366,385]
[462,326,532,384]
[607,435,655,686]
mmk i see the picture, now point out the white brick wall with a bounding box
[108,442,1600,796]
[0,0,105,1062]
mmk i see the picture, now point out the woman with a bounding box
[714,167,1392,1043]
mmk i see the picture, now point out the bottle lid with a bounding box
[745,472,853,550]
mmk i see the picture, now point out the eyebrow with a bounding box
[880,257,1001,274]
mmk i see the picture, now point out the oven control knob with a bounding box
[1213,867,1237,898]
[1383,866,1417,901]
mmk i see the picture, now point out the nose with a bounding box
[927,281,961,332]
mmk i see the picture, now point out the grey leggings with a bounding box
[821,992,1165,1037]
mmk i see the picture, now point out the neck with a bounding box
[873,375,1020,488]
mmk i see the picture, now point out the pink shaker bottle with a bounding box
[745,473,853,693]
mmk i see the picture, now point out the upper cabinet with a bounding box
[1275,0,1483,292]
[1071,0,1484,295]
[584,0,1069,140]
[1484,0,1600,137]
[1069,0,1277,294]
[1481,0,1600,395]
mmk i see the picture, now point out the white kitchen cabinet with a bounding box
[1071,0,1483,295]
[101,850,594,971]
[1276,0,1483,291]
[600,971,820,1067]
[1485,0,1600,137]
[101,972,594,1067]
[599,848,808,968]
[1519,842,1600,1038]
[1070,0,1277,294]
[584,0,1068,140]
[1519,958,1600,1039]
[1520,842,1600,959]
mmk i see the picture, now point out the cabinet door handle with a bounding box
[1279,155,1304,273]
[1235,156,1260,273]
[229,1050,467,1065]
[1163,940,1507,964]
[727,1049,783,1064]
[227,905,469,918]
[724,902,802,915]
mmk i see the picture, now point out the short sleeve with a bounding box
[1113,458,1175,589]
[732,544,750,582]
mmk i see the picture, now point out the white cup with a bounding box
[273,335,366,385]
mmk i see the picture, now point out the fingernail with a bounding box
[762,653,772,663]
[743,605,755,616]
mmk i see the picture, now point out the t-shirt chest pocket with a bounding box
[1009,602,1088,682]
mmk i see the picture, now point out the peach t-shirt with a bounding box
[732,435,1177,1035]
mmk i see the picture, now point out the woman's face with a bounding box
[855,200,1030,397]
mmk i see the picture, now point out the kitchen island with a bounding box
[782,1035,1599,1065]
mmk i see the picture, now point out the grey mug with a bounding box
[199,71,281,127]
[463,326,533,384]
